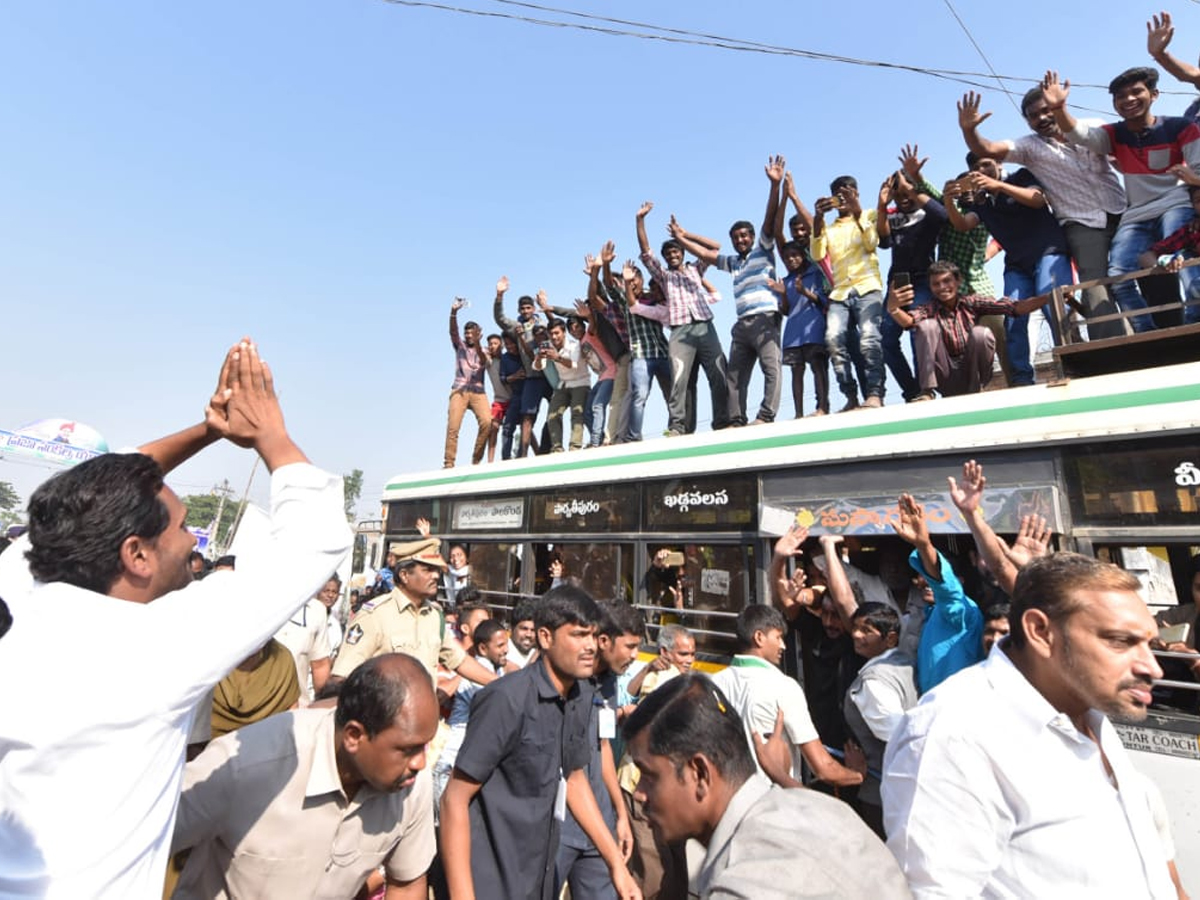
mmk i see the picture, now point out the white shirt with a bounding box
[712,655,819,782]
[0,463,352,899]
[848,649,909,742]
[506,642,536,668]
[274,597,332,705]
[882,644,1175,899]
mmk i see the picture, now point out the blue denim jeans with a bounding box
[583,378,614,446]
[881,276,932,401]
[500,394,522,460]
[627,356,671,441]
[1109,205,1195,333]
[826,289,885,399]
[1001,252,1074,385]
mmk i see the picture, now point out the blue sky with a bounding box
[3,1,1195,517]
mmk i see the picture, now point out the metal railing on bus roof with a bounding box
[1051,256,1200,343]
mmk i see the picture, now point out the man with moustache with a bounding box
[440,587,640,900]
[171,654,439,899]
[624,674,909,899]
[958,88,1128,338]
[883,553,1176,898]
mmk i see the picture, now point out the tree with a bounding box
[343,468,364,522]
[0,481,21,528]
[181,492,239,546]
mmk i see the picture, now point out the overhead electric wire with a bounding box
[940,0,1022,115]
[378,0,1192,114]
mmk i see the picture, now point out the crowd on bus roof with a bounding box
[443,20,1200,467]
[5,15,1200,900]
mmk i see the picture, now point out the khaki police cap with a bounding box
[388,537,448,570]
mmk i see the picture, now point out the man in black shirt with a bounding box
[440,587,639,900]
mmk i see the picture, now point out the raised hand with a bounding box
[205,340,242,435]
[1041,70,1070,108]
[584,253,601,275]
[416,516,431,537]
[1003,514,1052,569]
[784,170,797,199]
[765,154,787,183]
[879,177,894,208]
[948,459,986,514]
[667,215,685,239]
[536,288,549,309]
[451,297,467,312]
[573,298,592,319]
[767,277,786,296]
[496,275,509,295]
[636,200,654,218]
[1148,11,1175,57]
[219,341,290,456]
[600,240,617,264]
[891,493,929,547]
[957,91,992,131]
[622,259,637,282]
[773,522,810,560]
[898,143,928,185]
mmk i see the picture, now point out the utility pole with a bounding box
[210,480,234,557]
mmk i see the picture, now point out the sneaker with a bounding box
[863,396,883,409]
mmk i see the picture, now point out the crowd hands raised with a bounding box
[443,22,1200,466]
[0,328,1195,900]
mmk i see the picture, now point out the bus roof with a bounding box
[382,363,1200,502]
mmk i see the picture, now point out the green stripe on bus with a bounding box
[386,382,1200,493]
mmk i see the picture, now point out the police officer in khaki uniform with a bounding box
[329,537,498,686]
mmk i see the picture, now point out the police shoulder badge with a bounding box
[346,623,364,645]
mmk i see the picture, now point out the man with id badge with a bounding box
[556,601,646,899]
[440,588,641,900]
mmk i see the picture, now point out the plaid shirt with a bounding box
[640,251,714,325]
[909,294,1017,357]
[1151,217,1200,256]
[603,282,668,359]
[923,180,996,296]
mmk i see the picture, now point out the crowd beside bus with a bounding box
[5,14,1200,900]
[444,14,1200,466]
[1,329,1195,898]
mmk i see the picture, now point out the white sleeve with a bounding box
[883,720,1013,897]
[310,602,332,662]
[852,678,907,742]
[149,463,352,706]
[780,679,819,747]
[1067,120,1113,156]
[0,535,35,604]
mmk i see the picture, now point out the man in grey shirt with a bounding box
[623,673,910,899]
[958,88,1129,338]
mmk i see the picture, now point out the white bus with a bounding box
[379,360,1200,882]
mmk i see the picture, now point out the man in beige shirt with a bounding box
[329,537,497,686]
[171,653,438,899]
